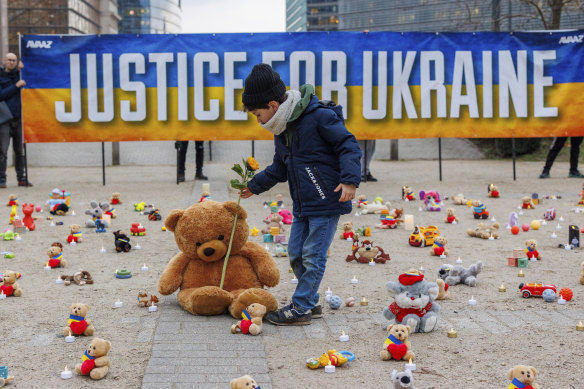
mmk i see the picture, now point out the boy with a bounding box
[240,63,361,325]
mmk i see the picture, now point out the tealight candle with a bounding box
[350,276,358,284]
[490,216,496,222]
[100,246,106,253]
[559,216,565,222]
[149,302,158,312]
[556,223,561,230]
[439,254,446,259]
[456,257,463,265]
[558,295,566,305]
[360,297,368,306]
[141,263,148,271]
[61,365,72,379]
[44,264,51,271]
[135,244,141,250]
[56,277,64,284]
[288,267,294,273]
[447,328,458,338]
[339,330,349,342]
[468,296,477,306]
[50,221,55,227]
[499,284,507,293]
[324,361,335,373]
[419,266,425,274]
[418,207,423,212]
[14,235,20,241]
[369,258,375,266]
[114,298,123,308]
[541,220,547,225]
[488,234,495,241]
[518,270,525,277]
[290,275,298,284]
[551,232,557,239]
[0,291,5,300]
[71,210,76,216]
[577,321,584,331]
[518,210,524,215]
[65,330,75,343]
[69,241,76,246]
[405,357,416,372]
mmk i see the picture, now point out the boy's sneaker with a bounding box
[266,303,312,326]
[569,170,584,178]
[539,171,550,179]
[311,305,323,319]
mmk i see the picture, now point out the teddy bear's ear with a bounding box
[223,201,247,219]
[529,366,537,377]
[405,325,411,335]
[386,324,394,332]
[508,368,515,380]
[105,340,111,352]
[84,304,90,312]
[165,209,185,232]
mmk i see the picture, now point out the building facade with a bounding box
[118,0,181,34]
[286,0,307,32]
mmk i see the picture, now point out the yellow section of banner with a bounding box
[22,83,584,142]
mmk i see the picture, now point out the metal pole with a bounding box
[23,142,28,185]
[101,141,106,186]
[252,140,255,158]
[363,140,368,182]
[176,147,180,185]
[438,138,442,181]
[512,138,516,181]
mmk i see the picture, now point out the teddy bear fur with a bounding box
[508,365,539,389]
[488,184,500,198]
[233,303,266,335]
[430,236,448,256]
[445,208,459,224]
[467,222,500,239]
[47,246,66,268]
[110,192,122,205]
[522,196,536,209]
[451,193,468,205]
[580,261,584,285]
[6,194,17,206]
[158,200,279,318]
[60,270,93,286]
[67,224,83,243]
[402,186,416,201]
[438,261,483,287]
[380,324,414,361]
[230,375,258,389]
[392,369,416,389]
[360,201,392,214]
[356,194,368,207]
[435,278,450,300]
[525,239,542,260]
[383,270,440,333]
[76,338,111,380]
[1,270,22,297]
[261,213,285,235]
[113,230,131,252]
[63,303,95,337]
[85,201,111,228]
[339,221,359,240]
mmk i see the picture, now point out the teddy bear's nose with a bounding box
[410,297,415,300]
[401,376,410,384]
[204,247,215,256]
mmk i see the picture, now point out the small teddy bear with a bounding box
[507,365,540,389]
[471,199,489,219]
[392,369,416,389]
[451,193,468,205]
[467,222,500,239]
[376,208,404,229]
[76,338,111,380]
[231,303,266,336]
[1,270,22,297]
[402,186,416,201]
[261,213,285,235]
[110,192,122,205]
[430,236,448,256]
[64,303,95,337]
[435,278,450,300]
[67,224,83,243]
[438,261,483,287]
[113,230,132,252]
[521,196,536,209]
[380,324,414,361]
[445,208,459,224]
[6,194,17,206]
[487,184,500,198]
[137,291,159,307]
[47,245,66,268]
[356,194,368,207]
[339,221,358,240]
[230,375,259,389]
[580,261,584,285]
[525,239,542,260]
[60,270,93,286]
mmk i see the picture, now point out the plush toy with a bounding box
[137,291,159,307]
[488,184,500,198]
[85,201,109,228]
[521,196,536,209]
[67,224,83,243]
[230,375,259,389]
[278,208,293,224]
[356,194,368,208]
[339,221,358,240]
[60,270,93,286]
[47,188,69,215]
[435,278,450,300]
[6,194,17,206]
[308,349,350,368]
[376,208,404,229]
[467,222,500,239]
[1,270,22,297]
[380,324,414,361]
[525,239,542,260]
[47,246,66,268]
[445,208,459,224]
[430,236,448,256]
[113,230,131,252]
[419,190,441,211]
[158,200,279,318]
[507,365,540,389]
[402,186,416,201]
[451,193,468,205]
[75,338,111,380]
[346,239,391,264]
[63,303,95,337]
[148,208,161,221]
[101,201,116,219]
[580,261,584,285]
[383,270,440,332]
[231,303,266,335]
[9,204,17,224]
[360,201,392,215]
[134,202,146,212]
[21,203,35,231]
[110,192,122,205]
[0,229,18,241]
[543,208,556,221]
[472,200,489,219]
[261,213,284,235]
[438,261,483,287]
[392,369,416,389]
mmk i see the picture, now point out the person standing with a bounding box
[175,140,208,182]
[0,53,31,188]
[239,64,361,326]
[358,139,377,181]
[539,137,584,178]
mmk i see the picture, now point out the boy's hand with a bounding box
[240,187,254,199]
[334,183,356,202]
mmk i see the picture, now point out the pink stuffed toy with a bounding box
[279,209,293,225]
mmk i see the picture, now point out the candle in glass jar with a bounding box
[404,214,414,230]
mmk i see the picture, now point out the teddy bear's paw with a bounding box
[178,286,234,315]
[465,277,477,287]
[229,288,277,318]
[421,315,438,332]
[90,366,109,380]
[405,317,420,332]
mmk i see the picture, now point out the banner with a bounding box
[20,31,584,142]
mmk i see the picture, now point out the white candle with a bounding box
[324,362,335,373]
[61,365,72,379]
[69,241,76,246]
[141,263,148,271]
[71,210,76,216]
[468,296,477,306]
[559,216,565,221]
[0,291,5,300]
[405,358,416,372]
[65,331,75,343]
[14,235,20,240]
[114,298,123,308]
[56,277,64,284]
[202,183,210,193]
[558,295,566,305]
[369,259,375,266]
[488,235,495,241]
[518,210,524,215]
[325,288,332,302]
[339,330,349,342]
[404,214,414,230]
[290,275,298,284]
[440,254,446,259]
[490,216,496,222]
[100,246,106,253]
[418,207,423,212]
[551,232,557,239]
[135,244,141,250]
[556,223,561,230]
[350,276,358,284]
[148,302,158,312]
[44,265,51,271]
[456,257,463,264]
[541,220,547,225]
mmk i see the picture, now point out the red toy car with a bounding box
[130,223,146,236]
[518,282,557,298]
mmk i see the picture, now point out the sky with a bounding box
[180,0,286,33]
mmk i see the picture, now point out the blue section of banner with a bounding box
[21,31,584,89]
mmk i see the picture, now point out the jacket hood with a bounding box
[288,84,315,122]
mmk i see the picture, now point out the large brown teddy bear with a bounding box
[158,200,279,318]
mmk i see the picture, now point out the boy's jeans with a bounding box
[288,214,340,313]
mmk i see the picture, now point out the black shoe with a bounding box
[311,304,322,319]
[569,170,584,178]
[18,180,33,187]
[0,182,6,188]
[539,171,550,179]
[266,303,312,326]
[361,173,378,182]
[195,172,208,180]
[177,173,185,183]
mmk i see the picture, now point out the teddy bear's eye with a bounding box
[218,235,224,240]
[196,242,202,246]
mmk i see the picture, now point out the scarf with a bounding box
[260,90,301,135]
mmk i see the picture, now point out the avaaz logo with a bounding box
[558,35,583,44]
[26,40,53,49]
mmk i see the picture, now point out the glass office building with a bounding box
[286,0,307,32]
[118,0,181,34]
[306,0,340,31]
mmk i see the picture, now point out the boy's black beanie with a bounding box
[242,63,286,107]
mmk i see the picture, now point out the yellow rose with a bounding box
[247,156,259,171]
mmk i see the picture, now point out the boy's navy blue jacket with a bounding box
[0,67,22,117]
[247,86,361,218]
